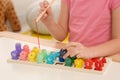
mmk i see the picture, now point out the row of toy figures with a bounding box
[11,43,66,64]
[47,48,107,71]
[73,57,107,71]
[11,43,40,61]
[11,43,106,71]
[45,47,107,71]
[58,49,107,71]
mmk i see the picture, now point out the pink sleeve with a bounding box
[111,0,120,10]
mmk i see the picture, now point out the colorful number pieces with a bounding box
[9,43,111,74]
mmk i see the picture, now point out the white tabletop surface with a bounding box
[0,37,120,80]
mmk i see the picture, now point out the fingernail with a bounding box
[63,56,65,58]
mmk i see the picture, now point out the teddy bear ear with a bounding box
[5,0,21,32]
[0,1,8,31]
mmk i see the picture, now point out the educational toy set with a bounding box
[8,43,111,74]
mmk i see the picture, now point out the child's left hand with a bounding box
[63,42,95,59]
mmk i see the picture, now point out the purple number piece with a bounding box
[15,43,22,55]
[11,50,19,60]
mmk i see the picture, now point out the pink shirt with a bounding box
[62,0,120,47]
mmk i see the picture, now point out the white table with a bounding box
[0,31,120,80]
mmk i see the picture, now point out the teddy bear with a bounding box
[0,0,21,31]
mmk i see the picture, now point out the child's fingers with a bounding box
[43,0,49,8]
[40,0,48,6]
[43,0,53,16]
[39,2,45,13]
[42,13,48,19]
[41,7,46,12]
[63,52,70,59]
[69,49,80,57]
[63,47,79,58]
[39,8,48,20]
[65,46,75,51]
[76,53,83,58]
[62,47,73,58]
[40,1,48,11]
[40,2,44,7]
[39,0,51,19]
[39,1,48,19]
[76,52,89,59]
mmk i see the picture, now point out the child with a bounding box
[40,0,120,59]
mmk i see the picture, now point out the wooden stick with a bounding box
[35,0,56,23]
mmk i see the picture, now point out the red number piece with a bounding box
[85,59,93,69]
[94,60,103,71]
[91,57,100,62]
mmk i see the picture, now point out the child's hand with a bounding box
[63,42,95,59]
[39,0,54,24]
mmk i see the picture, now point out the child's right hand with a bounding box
[63,42,96,59]
[39,0,54,25]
